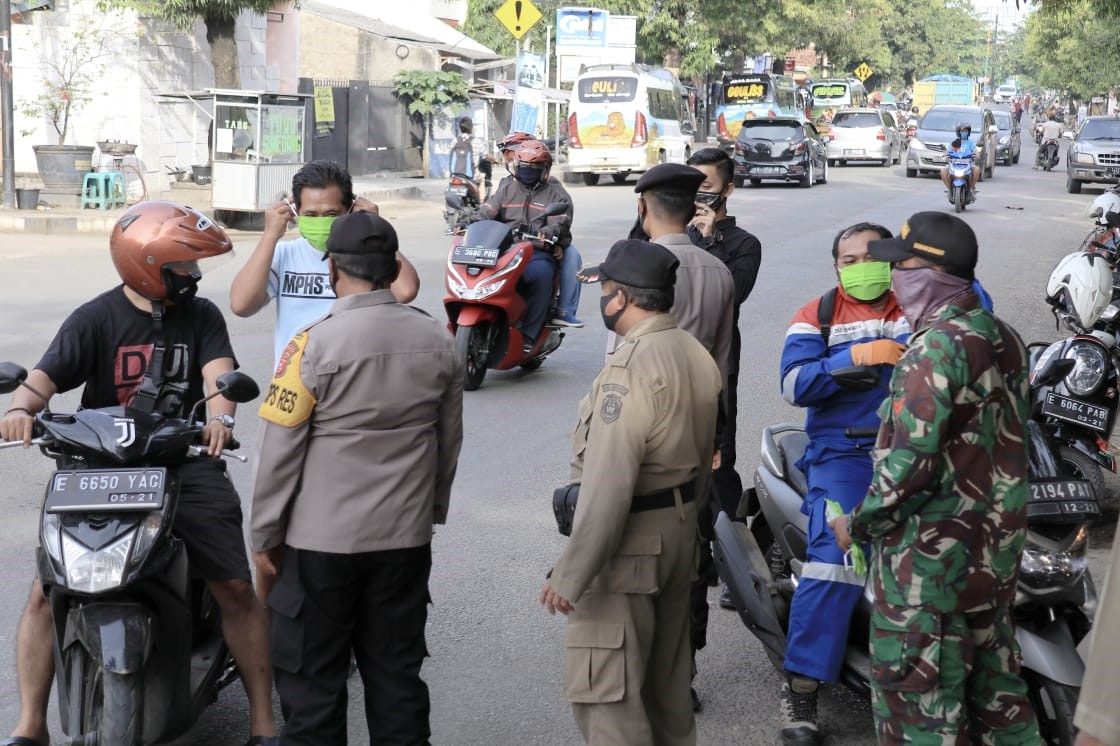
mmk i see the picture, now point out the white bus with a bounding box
[567,63,696,186]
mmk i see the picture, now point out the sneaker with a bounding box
[779,677,820,745]
[551,312,584,328]
[522,341,535,355]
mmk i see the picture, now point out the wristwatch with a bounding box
[209,414,235,429]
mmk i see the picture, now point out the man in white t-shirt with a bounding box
[230,160,420,364]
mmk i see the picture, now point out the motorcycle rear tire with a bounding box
[455,325,489,391]
[1057,445,1106,502]
[1024,672,1078,746]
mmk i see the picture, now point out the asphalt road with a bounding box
[0,129,1116,745]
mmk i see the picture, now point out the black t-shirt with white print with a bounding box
[36,286,236,417]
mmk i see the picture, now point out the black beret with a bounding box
[324,211,399,258]
[634,163,705,195]
[579,239,679,289]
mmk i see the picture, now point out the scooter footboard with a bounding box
[712,511,787,663]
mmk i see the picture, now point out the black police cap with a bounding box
[867,211,978,271]
[633,163,706,195]
[579,239,679,289]
[323,211,399,259]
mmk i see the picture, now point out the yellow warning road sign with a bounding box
[495,0,543,39]
[854,63,873,82]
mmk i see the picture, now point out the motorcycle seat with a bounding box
[778,431,810,498]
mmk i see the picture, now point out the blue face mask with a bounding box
[516,165,543,186]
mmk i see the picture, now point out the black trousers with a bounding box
[269,544,433,746]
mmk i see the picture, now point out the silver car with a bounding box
[1066,116,1120,193]
[825,108,902,166]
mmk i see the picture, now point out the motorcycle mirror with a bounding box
[216,372,260,404]
[541,202,568,218]
[445,194,465,210]
[830,365,880,392]
[0,362,28,395]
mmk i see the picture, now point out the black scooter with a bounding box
[1038,138,1060,171]
[0,362,259,745]
[714,365,1097,745]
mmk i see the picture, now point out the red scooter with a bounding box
[444,199,568,390]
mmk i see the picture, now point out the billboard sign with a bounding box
[557,7,608,51]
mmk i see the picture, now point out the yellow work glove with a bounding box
[850,339,906,367]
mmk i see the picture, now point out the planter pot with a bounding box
[15,188,39,210]
[192,164,212,185]
[33,144,95,194]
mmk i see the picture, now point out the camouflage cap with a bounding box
[868,211,978,271]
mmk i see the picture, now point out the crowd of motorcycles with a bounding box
[0,134,1116,744]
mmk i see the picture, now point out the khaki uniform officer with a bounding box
[250,212,464,745]
[541,239,723,746]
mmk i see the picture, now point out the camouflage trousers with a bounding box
[869,603,1040,745]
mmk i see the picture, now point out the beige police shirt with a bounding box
[606,232,734,385]
[1074,518,1120,742]
[250,289,464,554]
[550,314,723,603]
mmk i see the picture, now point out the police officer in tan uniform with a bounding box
[540,239,723,745]
[250,212,464,745]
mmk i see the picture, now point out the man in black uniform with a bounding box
[0,201,277,746]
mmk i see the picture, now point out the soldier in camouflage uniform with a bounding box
[830,212,1040,745]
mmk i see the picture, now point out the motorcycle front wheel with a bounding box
[1057,444,1106,502]
[455,324,489,391]
[67,645,141,745]
[1024,671,1079,746]
[955,186,966,213]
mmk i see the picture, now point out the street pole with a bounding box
[543,23,550,142]
[1,0,15,209]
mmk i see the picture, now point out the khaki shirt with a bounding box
[551,315,722,602]
[606,232,735,385]
[250,290,464,554]
[1074,519,1120,741]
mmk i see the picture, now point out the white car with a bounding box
[993,85,1017,104]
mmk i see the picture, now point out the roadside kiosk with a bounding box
[157,89,312,212]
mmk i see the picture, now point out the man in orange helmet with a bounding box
[0,202,278,746]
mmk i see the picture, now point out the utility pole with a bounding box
[1,0,15,209]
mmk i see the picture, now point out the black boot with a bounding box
[779,676,820,745]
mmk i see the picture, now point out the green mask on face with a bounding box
[298,215,336,252]
[839,261,891,302]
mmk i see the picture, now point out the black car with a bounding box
[732,118,828,188]
[992,110,1022,165]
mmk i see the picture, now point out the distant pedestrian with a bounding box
[831,212,1041,744]
[251,212,464,744]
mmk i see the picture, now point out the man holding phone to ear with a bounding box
[230,160,420,366]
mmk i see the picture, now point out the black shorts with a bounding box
[172,458,252,582]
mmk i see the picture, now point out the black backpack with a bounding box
[817,287,837,345]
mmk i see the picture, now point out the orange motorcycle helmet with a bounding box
[513,139,553,184]
[109,201,233,302]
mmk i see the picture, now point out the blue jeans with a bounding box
[557,244,582,317]
[519,252,556,343]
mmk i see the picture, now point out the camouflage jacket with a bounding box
[849,293,1030,613]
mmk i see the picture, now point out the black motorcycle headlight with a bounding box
[1019,526,1089,590]
[1064,341,1108,396]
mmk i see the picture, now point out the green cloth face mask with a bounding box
[839,261,891,302]
[298,215,336,252]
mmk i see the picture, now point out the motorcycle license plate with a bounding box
[1042,392,1110,432]
[1028,479,1099,518]
[451,244,499,267]
[449,186,468,195]
[45,468,166,512]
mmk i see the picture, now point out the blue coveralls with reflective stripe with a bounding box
[779,286,909,682]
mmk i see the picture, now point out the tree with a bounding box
[1025,0,1120,98]
[97,0,277,89]
[392,70,471,176]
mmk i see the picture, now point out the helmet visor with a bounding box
[164,252,235,280]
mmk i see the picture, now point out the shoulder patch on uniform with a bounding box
[259,332,318,427]
[600,393,623,424]
[601,382,630,395]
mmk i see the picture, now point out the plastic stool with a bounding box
[81,171,126,210]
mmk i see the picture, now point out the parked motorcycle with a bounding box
[443,198,569,390]
[714,365,1098,745]
[1038,138,1061,171]
[0,362,260,745]
[947,155,975,212]
[443,172,484,229]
